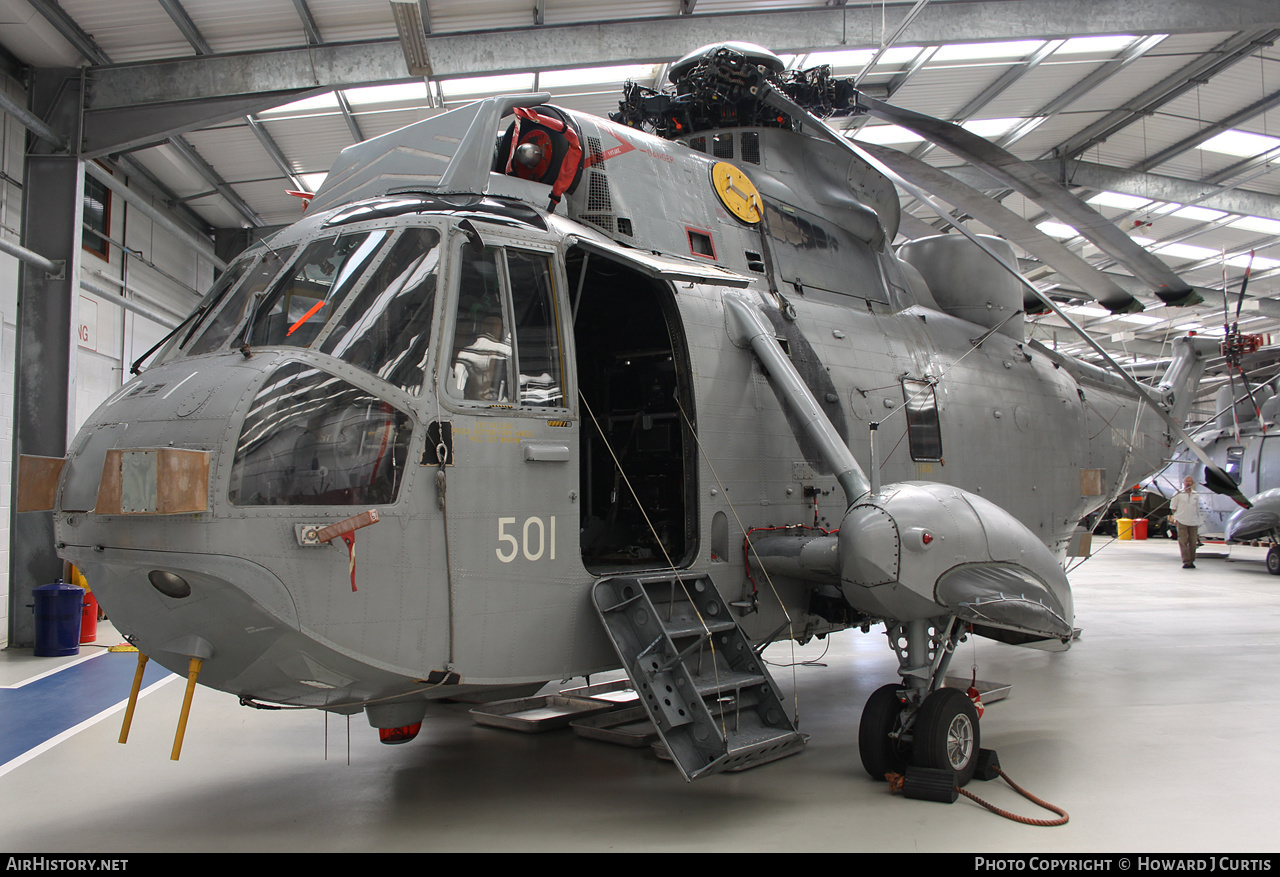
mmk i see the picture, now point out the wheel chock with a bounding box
[973,748,1001,782]
[902,766,959,803]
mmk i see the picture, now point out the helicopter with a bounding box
[32,42,1246,786]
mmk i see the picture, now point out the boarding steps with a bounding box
[592,572,805,781]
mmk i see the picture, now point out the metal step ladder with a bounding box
[592,572,805,781]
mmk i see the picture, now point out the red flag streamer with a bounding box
[340,532,357,592]
[316,510,380,593]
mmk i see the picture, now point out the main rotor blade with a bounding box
[859,96,1201,307]
[859,142,1142,315]
[755,83,1247,508]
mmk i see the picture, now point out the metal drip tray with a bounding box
[570,706,658,747]
[560,679,640,705]
[470,695,616,732]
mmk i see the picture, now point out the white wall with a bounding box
[0,73,26,648]
[1,75,212,648]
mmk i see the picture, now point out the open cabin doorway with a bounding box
[568,246,698,573]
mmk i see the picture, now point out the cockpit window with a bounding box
[186,246,296,356]
[229,362,411,506]
[447,245,564,408]
[507,249,564,407]
[320,227,441,395]
[450,247,510,402]
[241,231,388,349]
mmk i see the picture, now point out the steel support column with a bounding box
[8,154,84,647]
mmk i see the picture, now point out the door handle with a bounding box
[522,443,570,462]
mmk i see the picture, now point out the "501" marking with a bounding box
[496,516,557,562]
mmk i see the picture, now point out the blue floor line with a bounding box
[0,651,174,765]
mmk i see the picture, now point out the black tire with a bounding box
[859,683,912,781]
[912,687,981,787]
[1267,546,1280,576]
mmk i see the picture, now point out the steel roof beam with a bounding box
[156,0,213,55]
[1053,27,1280,162]
[291,0,324,46]
[84,0,1280,112]
[25,0,109,64]
[165,136,264,228]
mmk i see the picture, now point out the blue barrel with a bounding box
[33,581,85,657]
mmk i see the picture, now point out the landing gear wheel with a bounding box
[859,683,912,781]
[912,687,981,787]
[1267,545,1280,576]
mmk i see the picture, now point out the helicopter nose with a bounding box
[55,353,428,703]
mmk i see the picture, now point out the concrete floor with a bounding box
[2,537,1278,853]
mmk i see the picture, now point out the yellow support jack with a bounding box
[119,651,149,745]
[170,657,202,761]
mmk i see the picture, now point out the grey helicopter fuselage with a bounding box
[52,92,1183,733]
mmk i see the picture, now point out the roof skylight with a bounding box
[540,64,659,88]
[1087,191,1153,210]
[1198,130,1280,157]
[260,92,340,117]
[932,40,1045,62]
[852,125,924,145]
[1054,35,1142,55]
[1229,216,1280,235]
[1037,221,1079,239]
[344,82,430,106]
[439,73,536,98]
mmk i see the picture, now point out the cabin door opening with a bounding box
[568,247,697,573]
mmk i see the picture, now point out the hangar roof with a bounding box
[2,0,1279,383]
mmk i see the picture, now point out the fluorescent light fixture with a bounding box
[1055,35,1141,55]
[1087,191,1152,210]
[1229,215,1280,235]
[852,125,924,145]
[345,82,430,106]
[390,0,432,76]
[1198,129,1280,157]
[300,173,327,192]
[260,92,340,117]
[1037,220,1079,239]
[932,40,1045,62]
[540,65,658,88]
[439,73,536,98]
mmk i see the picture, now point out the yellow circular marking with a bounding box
[711,162,762,224]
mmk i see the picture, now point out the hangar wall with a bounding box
[0,72,211,648]
[0,74,24,648]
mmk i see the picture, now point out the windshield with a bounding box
[320,227,442,395]
[185,246,297,356]
[241,231,389,349]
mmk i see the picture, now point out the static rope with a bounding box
[886,768,1070,826]
[958,768,1070,826]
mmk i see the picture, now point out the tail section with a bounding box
[1154,335,1218,426]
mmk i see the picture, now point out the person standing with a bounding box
[1169,476,1204,568]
